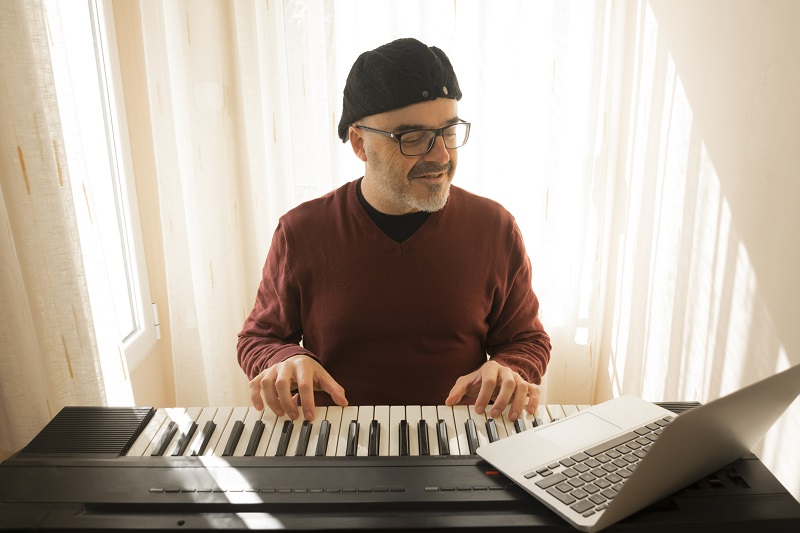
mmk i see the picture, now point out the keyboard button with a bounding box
[570,489,589,500]
[555,482,572,493]
[573,463,590,473]
[589,494,607,505]
[568,478,586,488]
[570,452,589,462]
[560,457,576,467]
[547,487,576,505]
[600,488,618,499]
[571,500,594,514]
[606,474,623,484]
[583,483,600,494]
[535,473,568,490]
[584,431,638,456]
[595,479,611,489]
[561,467,579,478]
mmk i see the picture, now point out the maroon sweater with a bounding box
[238,180,551,406]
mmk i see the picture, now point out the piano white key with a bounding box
[265,414,292,456]
[374,405,390,457]
[468,406,492,449]
[232,407,264,456]
[436,405,459,455]
[254,409,279,456]
[535,405,552,425]
[452,405,471,455]
[404,405,421,456]
[200,406,234,456]
[335,406,359,457]
[167,407,203,456]
[184,407,218,456]
[546,404,566,421]
[127,408,169,456]
[212,406,249,456]
[562,405,579,417]
[421,405,440,455]
[287,417,306,456]
[305,407,327,457]
[323,406,343,457]
[500,405,533,434]
[355,406,374,457]
[144,408,185,456]
[389,406,405,456]
[490,409,509,440]
[499,405,517,437]
[578,404,591,411]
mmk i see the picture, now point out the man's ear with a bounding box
[349,126,368,162]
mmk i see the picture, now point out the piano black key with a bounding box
[466,419,479,454]
[368,420,380,457]
[399,420,410,456]
[276,420,293,457]
[222,420,245,457]
[192,420,216,456]
[514,418,527,433]
[486,419,500,443]
[172,421,198,456]
[315,420,331,456]
[151,421,178,456]
[533,417,543,428]
[295,420,312,456]
[244,420,265,457]
[345,420,359,457]
[436,419,450,455]
[418,420,429,456]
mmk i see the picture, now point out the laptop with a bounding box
[477,362,800,532]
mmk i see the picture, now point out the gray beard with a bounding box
[404,181,451,212]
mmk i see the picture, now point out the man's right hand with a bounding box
[248,354,348,421]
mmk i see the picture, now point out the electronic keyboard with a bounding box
[2,403,799,531]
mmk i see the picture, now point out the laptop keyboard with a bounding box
[523,415,675,518]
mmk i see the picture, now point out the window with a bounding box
[50,0,156,369]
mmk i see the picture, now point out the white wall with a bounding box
[597,0,800,500]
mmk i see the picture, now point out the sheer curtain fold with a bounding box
[0,0,133,460]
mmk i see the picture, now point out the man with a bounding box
[238,38,550,424]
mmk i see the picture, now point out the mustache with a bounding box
[408,162,451,179]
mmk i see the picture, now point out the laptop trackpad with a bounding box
[536,413,622,450]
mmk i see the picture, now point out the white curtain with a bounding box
[131,0,615,407]
[0,0,134,461]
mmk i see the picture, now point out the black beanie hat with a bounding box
[337,38,462,142]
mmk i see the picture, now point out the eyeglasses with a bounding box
[355,121,471,156]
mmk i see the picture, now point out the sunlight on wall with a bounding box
[603,0,799,500]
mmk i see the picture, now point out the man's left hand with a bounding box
[445,360,540,421]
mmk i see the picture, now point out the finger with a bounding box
[473,366,500,415]
[318,372,348,408]
[488,369,516,418]
[294,365,317,421]
[274,371,300,419]
[506,377,529,421]
[248,375,265,411]
[525,383,541,414]
[444,375,470,406]
[261,372,285,417]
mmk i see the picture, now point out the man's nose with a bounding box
[424,134,451,164]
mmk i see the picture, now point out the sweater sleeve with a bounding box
[237,221,317,380]
[486,221,551,384]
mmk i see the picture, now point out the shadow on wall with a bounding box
[595,0,800,498]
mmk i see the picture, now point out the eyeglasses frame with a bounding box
[354,121,471,156]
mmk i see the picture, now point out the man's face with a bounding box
[352,98,461,215]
